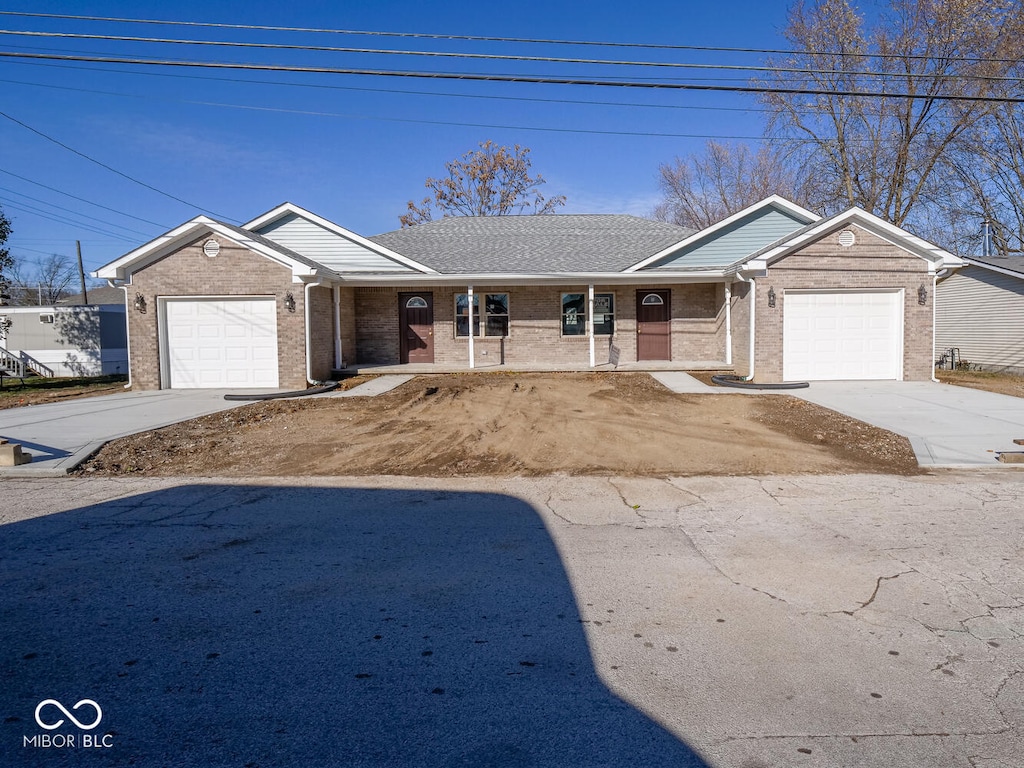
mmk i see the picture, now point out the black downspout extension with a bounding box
[710,374,809,390]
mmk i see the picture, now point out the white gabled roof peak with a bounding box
[624,194,821,273]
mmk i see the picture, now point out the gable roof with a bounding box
[94,216,334,282]
[736,206,963,274]
[57,285,126,305]
[245,202,437,274]
[369,215,696,274]
[625,196,820,272]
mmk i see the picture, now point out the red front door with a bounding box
[636,290,671,361]
[399,293,434,364]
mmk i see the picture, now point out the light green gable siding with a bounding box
[255,213,416,273]
[646,207,809,270]
[936,265,1024,373]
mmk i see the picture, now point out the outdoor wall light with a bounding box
[918,284,928,305]
[284,291,296,313]
[767,286,777,308]
[133,293,147,313]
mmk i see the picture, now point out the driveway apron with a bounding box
[790,380,1024,467]
[0,390,259,476]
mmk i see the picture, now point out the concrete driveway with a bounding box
[2,473,1022,767]
[0,390,257,476]
[790,381,1024,467]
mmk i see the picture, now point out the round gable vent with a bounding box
[203,239,221,258]
[837,229,856,247]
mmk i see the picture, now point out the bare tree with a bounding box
[653,140,813,229]
[9,252,77,305]
[400,141,566,227]
[763,0,1024,231]
[0,206,11,305]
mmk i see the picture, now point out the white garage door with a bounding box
[783,291,903,381]
[164,298,279,388]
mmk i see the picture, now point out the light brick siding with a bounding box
[754,226,933,382]
[730,281,752,377]
[308,285,335,381]
[126,236,308,390]
[352,284,728,366]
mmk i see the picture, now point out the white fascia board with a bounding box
[739,209,962,273]
[961,258,1024,280]
[623,195,821,273]
[93,217,321,282]
[243,202,438,274]
[335,271,728,287]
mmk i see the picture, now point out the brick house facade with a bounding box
[95,198,961,390]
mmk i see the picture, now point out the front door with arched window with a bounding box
[636,290,671,361]
[399,293,434,363]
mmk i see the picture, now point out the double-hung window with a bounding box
[561,293,615,336]
[455,293,509,337]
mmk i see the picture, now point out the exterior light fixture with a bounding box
[133,293,147,313]
[284,292,296,313]
[918,284,928,305]
[767,286,777,308]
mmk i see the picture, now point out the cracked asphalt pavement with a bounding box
[1,473,1023,767]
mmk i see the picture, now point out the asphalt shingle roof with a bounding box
[968,254,1024,277]
[369,215,696,274]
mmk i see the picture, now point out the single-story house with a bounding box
[93,195,963,390]
[0,288,128,378]
[936,254,1024,375]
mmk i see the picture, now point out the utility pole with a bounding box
[76,240,88,304]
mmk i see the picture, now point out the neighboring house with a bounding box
[936,255,1024,375]
[0,294,128,378]
[93,196,962,390]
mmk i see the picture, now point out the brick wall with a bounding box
[125,236,308,390]
[755,225,933,382]
[308,285,334,381]
[352,284,728,366]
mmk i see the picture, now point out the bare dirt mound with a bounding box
[79,373,919,477]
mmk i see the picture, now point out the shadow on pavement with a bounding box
[1,485,709,767]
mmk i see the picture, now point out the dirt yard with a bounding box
[0,375,128,410]
[80,373,919,477]
[936,369,1024,398]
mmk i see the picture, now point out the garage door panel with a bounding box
[164,298,279,388]
[783,291,902,381]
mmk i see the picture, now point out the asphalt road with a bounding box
[2,473,1023,767]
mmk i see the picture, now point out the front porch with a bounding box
[333,360,733,377]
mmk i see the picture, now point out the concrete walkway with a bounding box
[0,390,260,476]
[790,380,1024,467]
[328,374,416,398]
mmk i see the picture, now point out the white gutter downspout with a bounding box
[588,284,595,368]
[305,279,324,385]
[931,268,950,383]
[467,285,475,369]
[118,283,133,389]
[333,284,343,370]
[724,283,732,366]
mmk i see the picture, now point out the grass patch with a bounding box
[0,374,128,393]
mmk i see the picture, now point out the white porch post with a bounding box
[588,284,595,368]
[467,285,475,369]
[724,282,732,366]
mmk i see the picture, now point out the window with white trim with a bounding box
[455,293,509,337]
[561,293,615,336]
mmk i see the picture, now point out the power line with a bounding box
[0,168,169,229]
[0,10,1015,65]
[0,198,139,241]
[1,51,1021,103]
[0,184,156,238]
[0,109,240,221]
[2,28,1018,83]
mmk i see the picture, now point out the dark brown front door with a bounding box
[636,290,671,361]
[399,293,434,364]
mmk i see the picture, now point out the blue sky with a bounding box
[0,0,795,277]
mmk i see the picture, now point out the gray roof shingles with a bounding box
[369,215,696,274]
[968,254,1024,277]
